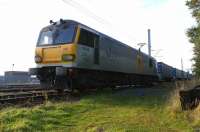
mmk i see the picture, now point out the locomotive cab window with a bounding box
[78,29,99,48]
[37,24,76,46]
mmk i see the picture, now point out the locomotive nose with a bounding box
[35,44,76,64]
[42,46,62,63]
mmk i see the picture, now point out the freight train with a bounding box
[157,62,191,81]
[29,19,191,91]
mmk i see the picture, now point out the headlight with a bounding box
[62,54,75,61]
[35,55,42,63]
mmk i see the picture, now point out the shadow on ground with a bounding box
[82,82,176,108]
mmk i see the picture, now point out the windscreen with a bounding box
[37,24,76,46]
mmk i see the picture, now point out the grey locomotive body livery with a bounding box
[70,22,159,89]
[76,24,157,76]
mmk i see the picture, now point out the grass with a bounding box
[0,82,200,131]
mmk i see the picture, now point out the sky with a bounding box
[0,0,195,75]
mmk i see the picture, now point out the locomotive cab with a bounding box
[29,20,81,91]
[35,21,78,65]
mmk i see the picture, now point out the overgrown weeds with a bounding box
[0,81,200,131]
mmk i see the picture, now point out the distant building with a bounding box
[4,71,31,84]
[0,75,4,85]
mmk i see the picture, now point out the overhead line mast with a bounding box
[148,29,151,57]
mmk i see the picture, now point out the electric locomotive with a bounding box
[29,19,158,91]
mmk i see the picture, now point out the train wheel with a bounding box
[40,79,53,89]
[54,78,74,93]
[38,74,55,89]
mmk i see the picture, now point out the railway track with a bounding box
[0,84,76,107]
[0,84,40,92]
[0,83,168,107]
[0,84,141,107]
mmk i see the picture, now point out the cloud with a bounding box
[142,0,169,8]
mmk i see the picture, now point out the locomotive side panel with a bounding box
[76,24,157,76]
[99,37,137,74]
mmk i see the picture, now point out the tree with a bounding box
[186,0,200,76]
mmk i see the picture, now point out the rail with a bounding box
[0,84,73,107]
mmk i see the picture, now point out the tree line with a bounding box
[186,0,200,76]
